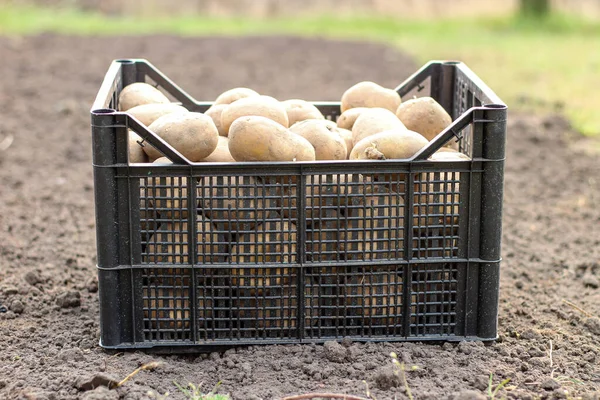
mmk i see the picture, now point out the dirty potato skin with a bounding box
[336,107,367,130]
[144,112,219,162]
[213,87,260,106]
[351,107,406,146]
[336,128,353,159]
[289,119,347,161]
[204,104,229,137]
[118,82,170,111]
[126,103,189,127]
[228,116,315,162]
[282,99,325,126]
[396,97,455,149]
[221,95,289,134]
[199,136,235,162]
[350,128,429,160]
[341,81,401,113]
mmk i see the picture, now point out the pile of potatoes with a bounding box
[121,81,467,330]
[122,80,464,165]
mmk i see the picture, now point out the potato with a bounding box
[351,108,405,146]
[350,129,429,160]
[289,119,347,161]
[221,95,289,134]
[128,131,148,163]
[144,112,219,162]
[396,97,456,149]
[144,218,223,265]
[199,136,235,163]
[198,175,270,232]
[344,266,402,326]
[228,116,315,162]
[214,87,260,106]
[126,103,188,127]
[282,99,325,127]
[278,174,349,223]
[204,104,228,137]
[118,82,170,111]
[147,157,189,218]
[429,151,471,161]
[230,220,297,296]
[341,81,401,113]
[341,187,404,260]
[337,128,353,159]
[336,107,367,131]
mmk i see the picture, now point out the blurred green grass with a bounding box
[1,5,599,135]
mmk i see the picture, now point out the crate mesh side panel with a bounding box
[412,172,460,259]
[197,175,296,241]
[454,75,479,157]
[305,265,403,339]
[409,263,458,336]
[140,176,194,264]
[322,174,406,262]
[196,267,299,341]
[142,268,192,342]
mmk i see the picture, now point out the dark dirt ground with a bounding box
[0,35,599,400]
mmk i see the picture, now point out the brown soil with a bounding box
[0,35,599,400]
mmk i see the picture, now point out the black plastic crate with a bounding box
[91,59,506,351]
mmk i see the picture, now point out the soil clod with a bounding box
[323,341,347,363]
[76,374,120,391]
[56,290,81,308]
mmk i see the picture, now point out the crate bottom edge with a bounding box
[99,335,498,353]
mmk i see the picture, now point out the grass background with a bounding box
[1,5,599,136]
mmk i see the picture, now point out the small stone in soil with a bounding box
[515,280,524,289]
[24,271,42,285]
[56,290,81,308]
[85,277,99,293]
[472,375,489,391]
[323,341,346,363]
[10,299,25,314]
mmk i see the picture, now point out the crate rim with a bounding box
[91,58,506,166]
